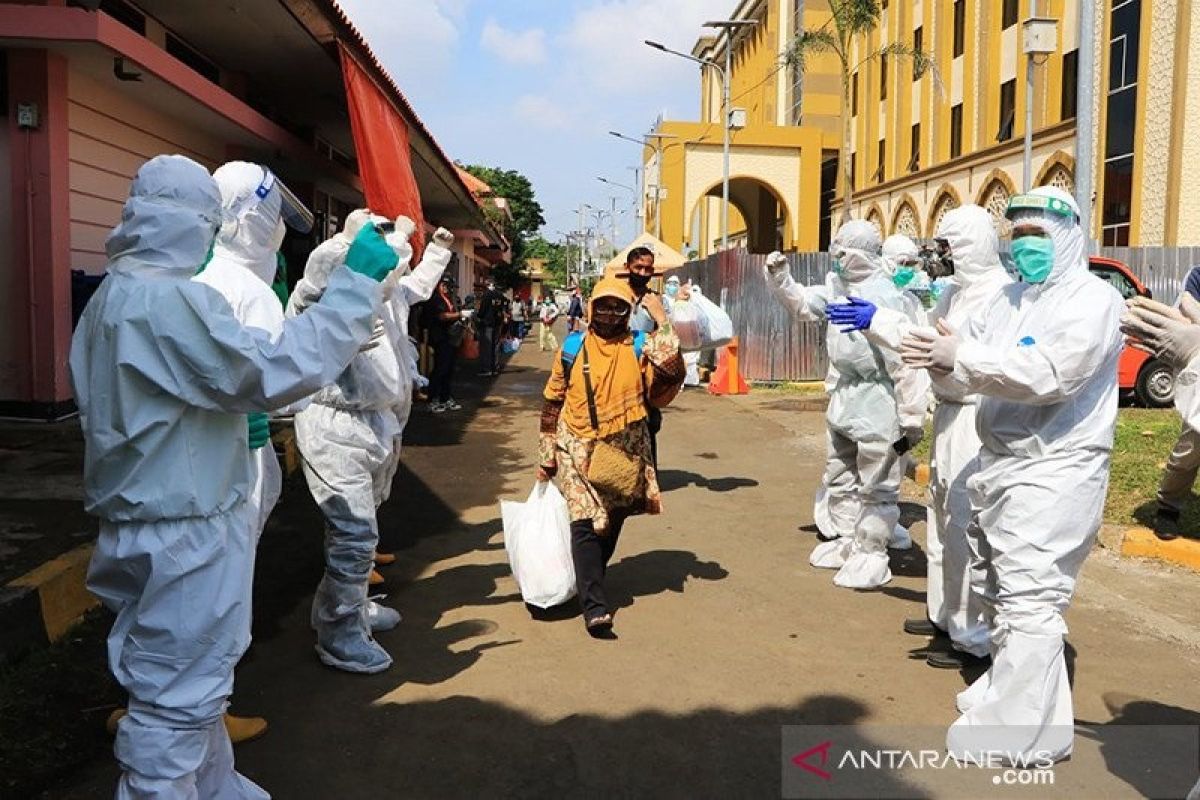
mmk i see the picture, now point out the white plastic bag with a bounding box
[501,481,576,608]
[691,292,734,350]
[669,300,706,352]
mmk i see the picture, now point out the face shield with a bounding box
[225,167,314,234]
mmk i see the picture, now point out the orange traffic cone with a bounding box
[708,337,750,395]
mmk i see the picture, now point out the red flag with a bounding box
[338,44,425,256]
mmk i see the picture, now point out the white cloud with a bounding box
[480,19,547,65]
[336,0,463,85]
[560,0,734,94]
[512,94,571,130]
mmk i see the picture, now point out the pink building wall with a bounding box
[67,66,227,274]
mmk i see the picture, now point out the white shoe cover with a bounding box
[956,668,992,714]
[367,600,401,632]
[810,537,851,569]
[888,524,913,550]
[832,550,892,588]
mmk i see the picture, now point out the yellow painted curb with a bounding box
[914,462,931,487]
[1120,527,1200,572]
[9,543,98,641]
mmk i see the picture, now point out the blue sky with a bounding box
[337,0,735,247]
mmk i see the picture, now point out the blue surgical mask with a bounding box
[892,267,916,288]
[1011,236,1055,284]
[665,282,680,298]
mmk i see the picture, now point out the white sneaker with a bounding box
[431,402,446,414]
[367,599,402,632]
[444,398,463,411]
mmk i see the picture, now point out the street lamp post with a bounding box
[610,130,677,240]
[647,18,755,255]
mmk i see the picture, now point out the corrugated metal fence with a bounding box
[676,246,1200,383]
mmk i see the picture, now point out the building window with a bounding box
[99,0,146,35]
[953,0,966,58]
[876,139,886,182]
[880,55,888,100]
[1061,50,1078,120]
[913,26,924,80]
[789,0,806,126]
[1103,0,1141,246]
[997,79,1016,142]
[950,104,963,159]
[166,34,220,84]
[850,152,857,188]
[852,72,859,116]
[908,123,921,171]
[1002,0,1019,29]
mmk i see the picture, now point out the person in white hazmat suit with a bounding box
[664,275,702,386]
[1119,297,1200,800]
[288,214,455,674]
[188,161,308,744]
[897,187,1123,764]
[764,220,919,589]
[829,207,1011,669]
[71,154,393,799]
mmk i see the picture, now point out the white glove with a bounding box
[765,250,789,276]
[900,321,960,373]
[1122,296,1200,369]
[433,227,454,248]
[380,268,401,301]
[394,215,418,239]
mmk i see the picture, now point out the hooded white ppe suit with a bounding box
[71,155,381,799]
[194,161,293,539]
[289,214,453,674]
[765,220,910,588]
[382,216,453,450]
[917,187,1123,764]
[863,208,1012,657]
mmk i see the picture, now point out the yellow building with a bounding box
[646,0,843,257]
[652,0,1200,252]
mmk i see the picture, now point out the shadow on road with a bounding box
[658,469,760,493]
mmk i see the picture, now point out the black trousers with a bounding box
[647,406,663,468]
[570,516,626,620]
[430,339,457,402]
[479,325,500,374]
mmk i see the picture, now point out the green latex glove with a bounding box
[247,413,271,450]
[271,252,288,308]
[344,224,399,283]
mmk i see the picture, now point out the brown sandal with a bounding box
[585,613,614,638]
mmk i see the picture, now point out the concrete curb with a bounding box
[912,463,1200,573]
[2,543,97,661]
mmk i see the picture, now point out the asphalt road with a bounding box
[53,336,1200,799]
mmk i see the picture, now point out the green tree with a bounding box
[459,164,546,239]
[785,0,934,219]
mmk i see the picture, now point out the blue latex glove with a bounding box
[344,224,399,283]
[826,297,877,333]
[248,413,271,450]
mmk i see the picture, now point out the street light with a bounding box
[609,130,677,240]
[645,17,756,255]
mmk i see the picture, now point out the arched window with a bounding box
[893,202,920,237]
[980,179,1013,236]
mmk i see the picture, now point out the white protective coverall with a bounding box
[765,220,911,588]
[71,155,381,799]
[918,187,1123,764]
[289,215,453,674]
[194,161,292,539]
[382,216,453,472]
[863,208,1012,657]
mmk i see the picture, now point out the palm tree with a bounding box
[785,0,935,220]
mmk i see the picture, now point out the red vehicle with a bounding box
[1088,256,1175,407]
